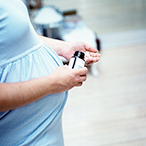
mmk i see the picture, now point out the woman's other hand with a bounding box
[48,65,88,93]
[61,41,101,66]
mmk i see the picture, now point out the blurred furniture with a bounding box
[33,6,64,39]
[61,9,101,77]
[33,6,101,77]
[62,10,100,51]
[21,0,42,9]
[29,0,42,9]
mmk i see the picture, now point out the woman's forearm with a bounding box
[38,35,69,57]
[0,75,53,112]
[0,66,88,112]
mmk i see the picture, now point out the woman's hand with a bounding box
[61,41,101,66]
[48,65,88,93]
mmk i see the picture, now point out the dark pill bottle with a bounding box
[68,51,85,69]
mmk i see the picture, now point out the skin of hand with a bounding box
[60,41,101,66]
[48,65,88,93]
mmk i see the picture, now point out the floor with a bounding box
[37,0,146,145]
[62,43,146,146]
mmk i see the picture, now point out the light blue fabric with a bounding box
[0,0,68,145]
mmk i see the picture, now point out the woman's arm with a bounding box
[38,35,67,57]
[38,35,101,65]
[0,66,87,112]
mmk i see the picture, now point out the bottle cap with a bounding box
[74,51,85,60]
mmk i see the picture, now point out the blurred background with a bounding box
[24,0,146,145]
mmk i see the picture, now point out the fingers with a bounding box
[72,67,87,87]
[73,67,88,77]
[83,43,98,53]
[85,60,94,66]
[85,51,101,65]
[75,82,83,87]
[82,42,101,65]
[85,51,100,60]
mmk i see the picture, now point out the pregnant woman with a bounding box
[0,0,100,145]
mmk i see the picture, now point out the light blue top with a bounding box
[0,0,68,145]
